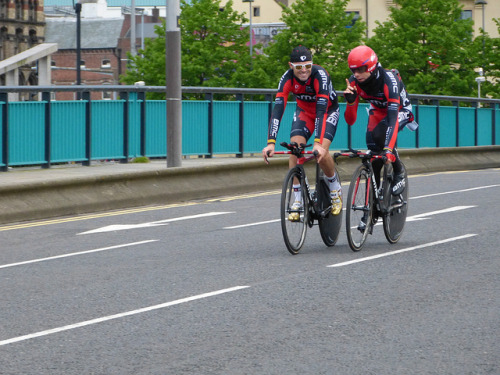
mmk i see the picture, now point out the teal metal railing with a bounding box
[0,85,498,170]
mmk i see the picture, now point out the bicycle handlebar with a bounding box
[334,149,387,163]
[265,142,317,164]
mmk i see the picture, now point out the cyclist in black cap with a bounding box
[262,45,342,217]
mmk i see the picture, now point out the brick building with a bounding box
[45,8,161,100]
[0,0,46,85]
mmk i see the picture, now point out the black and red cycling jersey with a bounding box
[267,65,339,145]
[345,64,411,152]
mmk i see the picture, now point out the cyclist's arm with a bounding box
[312,68,332,145]
[383,70,400,152]
[344,77,359,125]
[267,71,292,145]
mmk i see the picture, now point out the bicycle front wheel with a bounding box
[382,163,409,244]
[317,172,342,247]
[281,167,308,254]
[346,165,373,251]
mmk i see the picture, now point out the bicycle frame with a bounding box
[335,148,409,250]
[273,142,343,253]
[273,143,326,222]
[335,150,386,212]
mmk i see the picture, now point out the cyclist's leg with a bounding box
[369,112,405,195]
[317,106,338,178]
[318,107,342,214]
[289,107,311,169]
[289,109,310,210]
[366,110,385,186]
[319,138,342,215]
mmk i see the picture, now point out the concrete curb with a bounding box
[0,146,499,225]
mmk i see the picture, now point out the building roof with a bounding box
[124,22,163,39]
[45,18,124,49]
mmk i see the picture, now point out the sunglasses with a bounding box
[351,66,368,74]
[291,62,313,71]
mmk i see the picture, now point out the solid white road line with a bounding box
[0,240,158,270]
[327,234,477,268]
[227,205,476,230]
[224,219,280,229]
[411,184,500,200]
[0,286,250,346]
[406,205,475,222]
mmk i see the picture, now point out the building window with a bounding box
[0,0,7,19]
[28,29,37,47]
[15,0,24,20]
[460,10,472,20]
[0,27,7,60]
[102,91,112,100]
[15,28,23,54]
[29,0,37,22]
[101,59,111,69]
[80,60,85,69]
[253,7,260,17]
[345,11,360,28]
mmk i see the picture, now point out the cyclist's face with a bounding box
[290,61,313,81]
[351,65,371,82]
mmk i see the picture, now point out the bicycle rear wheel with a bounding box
[382,163,409,244]
[281,167,308,254]
[317,172,342,247]
[346,165,373,251]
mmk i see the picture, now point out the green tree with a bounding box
[121,23,167,89]
[121,0,264,92]
[367,0,476,97]
[180,0,250,87]
[263,0,366,88]
[470,18,500,99]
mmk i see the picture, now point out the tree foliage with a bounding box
[471,18,500,98]
[180,0,250,87]
[121,0,499,98]
[368,0,477,97]
[121,0,263,91]
[263,0,365,88]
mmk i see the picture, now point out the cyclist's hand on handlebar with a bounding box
[344,79,358,104]
[313,143,327,163]
[383,148,396,164]
[262,143,275,164]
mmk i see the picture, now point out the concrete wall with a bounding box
[0,146,498,225]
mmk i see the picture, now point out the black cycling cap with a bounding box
[290,46,312,63]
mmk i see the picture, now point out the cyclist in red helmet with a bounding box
[344,45,418,196]
[263,46,342,216]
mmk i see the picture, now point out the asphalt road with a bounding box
[0,168,499,375]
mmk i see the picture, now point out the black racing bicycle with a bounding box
[271,142,342,255]
[334,149,409,251]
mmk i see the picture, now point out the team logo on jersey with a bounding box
[296,94,316,101]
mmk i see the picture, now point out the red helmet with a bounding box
[348,46,378,73]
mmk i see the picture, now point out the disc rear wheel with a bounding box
[382,164,409,244]
[317,172,342,247]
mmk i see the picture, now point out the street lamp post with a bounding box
[476,68,485,99]
[242,0,253,58]
[74,1,82,87]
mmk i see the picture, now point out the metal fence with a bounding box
[0,85,498,170]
